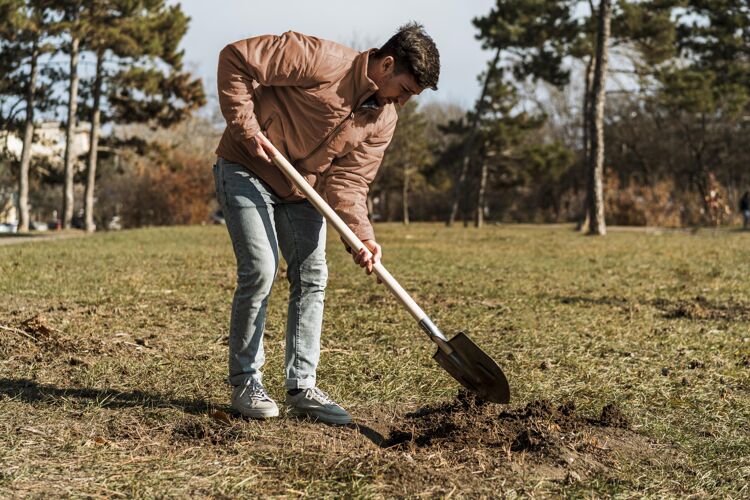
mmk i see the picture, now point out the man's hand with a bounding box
[342,238,383,283]
[248,133,274,163]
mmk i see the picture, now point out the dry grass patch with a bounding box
[0,224,748,496]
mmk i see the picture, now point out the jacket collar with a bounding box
[352,49,380,109]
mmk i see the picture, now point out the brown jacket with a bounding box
[215,31,398,241]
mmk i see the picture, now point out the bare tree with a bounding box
[586,0,611,235]
[62,34,80,229]
[18,40,39,233]
[447,48,500,227]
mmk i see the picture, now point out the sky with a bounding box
[172,0,497,109]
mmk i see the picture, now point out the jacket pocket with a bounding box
[261,115,274,135]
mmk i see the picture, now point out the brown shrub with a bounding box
[120,148,216,228]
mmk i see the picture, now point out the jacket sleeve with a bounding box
[217,31,323,144]
[323,116,398,242]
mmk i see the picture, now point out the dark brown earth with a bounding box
[351,390,673,486]
[379,391,631,452]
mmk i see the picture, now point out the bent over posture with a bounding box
[214,23,440,423]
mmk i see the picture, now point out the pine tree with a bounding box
[54,0,205,231]
[446,48,501,227]
[376,101,431,224]
[654,0,750,221]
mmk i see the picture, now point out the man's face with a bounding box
[369,55,424,107]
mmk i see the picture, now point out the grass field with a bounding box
[1,223,748,497]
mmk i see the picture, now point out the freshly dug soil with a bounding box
[360,390,664,483]
[381,390,630,451]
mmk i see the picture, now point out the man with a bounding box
[214,23,440,424]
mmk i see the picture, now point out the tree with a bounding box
[85,1,204,231]
[654,0,750,222]
[446,48,500,227]
[473,0,677,233]
[440,66,562,227]
[55,0,205,231]
[58,0,83,229]
[375,101,431,224]
[586,0,612,235]
[0,0,56,232]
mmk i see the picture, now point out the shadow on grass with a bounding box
[346,422,391,448]
[551,293,750,320]
[0,378,399,448]
[0,377,216,415]
[0,233,44,239]
[555,295,630,307]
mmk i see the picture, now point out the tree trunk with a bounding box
[586,0,611,236]
[18,41,39,233]
[447,48,501,227]
[475,159,489,228]
[84,50,103,233]
[449,155,470,227]
[578,55,595,232]
[62,36,80,229]
[583,55,595,164]
[402,164,410,225]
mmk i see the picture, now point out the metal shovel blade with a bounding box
[432,332,510,404]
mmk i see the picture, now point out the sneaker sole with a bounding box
[233,406,280,419]
[287,407,352,425]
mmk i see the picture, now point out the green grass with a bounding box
[0,223,748,497]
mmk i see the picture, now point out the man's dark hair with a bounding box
[375,22,440,90]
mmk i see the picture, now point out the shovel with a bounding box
[259,134,510,404]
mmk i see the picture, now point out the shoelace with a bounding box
[240,380,271,402]
[307,387,335,406]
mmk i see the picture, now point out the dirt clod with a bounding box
[20,315,57,341]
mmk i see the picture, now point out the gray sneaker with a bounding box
[286,387,352,425]
[231,379,279,419]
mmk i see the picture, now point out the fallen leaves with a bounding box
[210,410,232,426]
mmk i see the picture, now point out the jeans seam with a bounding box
[220,163,244,384]
[283,205,303,381]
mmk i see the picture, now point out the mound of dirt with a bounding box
[366,391,664,484]
[381,391,628,452]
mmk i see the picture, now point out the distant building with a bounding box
[2,121,91,166]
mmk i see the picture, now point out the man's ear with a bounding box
[381,55,395,75]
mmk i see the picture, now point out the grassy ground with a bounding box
[0,223,748,497]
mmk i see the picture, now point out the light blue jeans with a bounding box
[213,157,327,389]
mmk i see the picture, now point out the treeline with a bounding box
[3,1,750,232]
[0,0,204,232]
[373,0,750,230]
